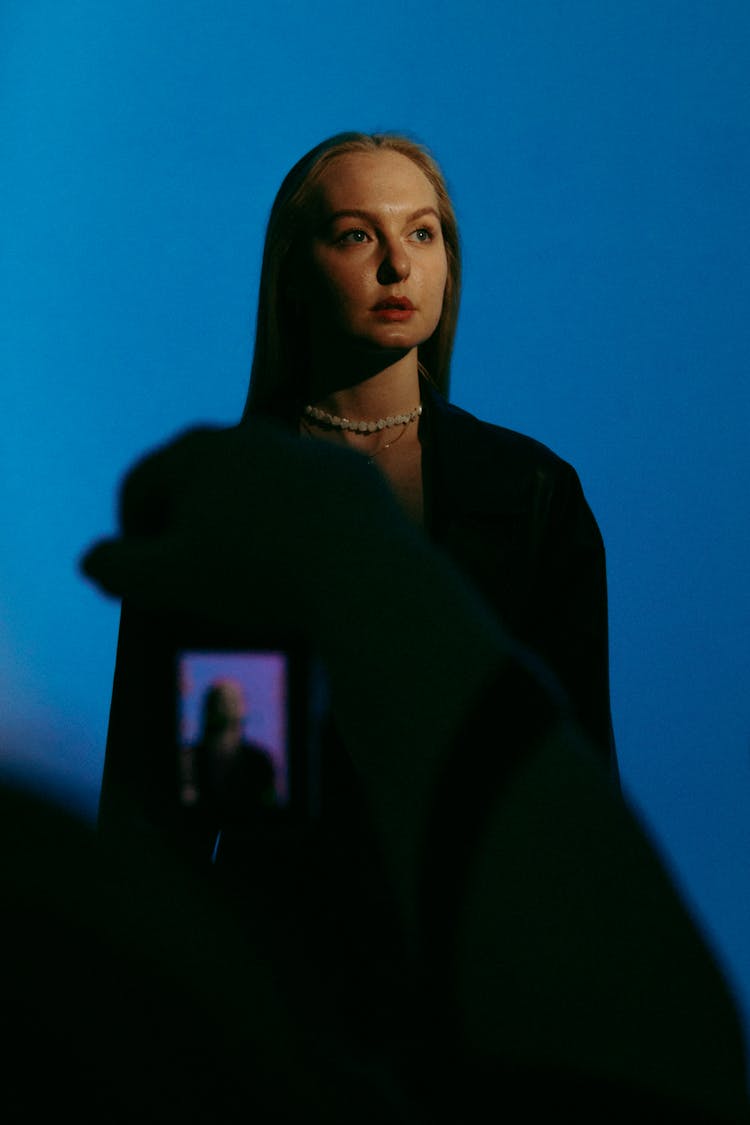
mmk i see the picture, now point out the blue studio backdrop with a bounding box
[2,0,749,1055]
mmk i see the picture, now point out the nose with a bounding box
[377,236,411,285]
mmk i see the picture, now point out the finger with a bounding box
[80,533,296,634]
[80,536,188,611]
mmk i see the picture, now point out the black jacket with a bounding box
[99,385,616,834]
[421,382,616,775]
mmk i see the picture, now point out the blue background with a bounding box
[2,0,749,1056]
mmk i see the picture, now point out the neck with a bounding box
[306,348,420,420]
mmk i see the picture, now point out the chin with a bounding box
[368,324,431,349]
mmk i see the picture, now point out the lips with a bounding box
[372,296,415,311]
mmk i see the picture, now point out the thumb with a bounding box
[79,536,184,611]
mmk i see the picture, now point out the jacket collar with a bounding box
[422,379,535,518]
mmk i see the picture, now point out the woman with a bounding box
[101,132,616,835]
[100,130,616,839]
[241,130,616,775]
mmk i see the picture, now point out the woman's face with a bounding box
[300,149,449,360]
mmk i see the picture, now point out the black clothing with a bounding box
[420,382,616,775]
[97,384,617,1074]
[100,382,615,829]
[187,737,276,815]
[90,396,749,1118]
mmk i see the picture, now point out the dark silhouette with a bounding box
[184,679,276,813]
[81,422,750,1123]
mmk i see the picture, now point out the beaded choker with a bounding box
[302,403,422,433]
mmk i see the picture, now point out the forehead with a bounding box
[313,149,439,216]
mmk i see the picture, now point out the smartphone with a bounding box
[171,627,327,840]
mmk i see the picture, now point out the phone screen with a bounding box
[172,634,325,838]
[176,648,292,814]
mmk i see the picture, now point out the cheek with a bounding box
[302,265,371,337]
[309,258,365,312]
[426,259,449,319]
[425,246,448,294]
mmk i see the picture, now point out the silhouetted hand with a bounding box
[82,419,412,632]
[81,419,508,925]
[80,421,750,1122]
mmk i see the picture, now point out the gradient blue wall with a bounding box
[2,0,749,1051]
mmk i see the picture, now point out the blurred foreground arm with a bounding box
[83,421,510,920]
[82,421,748,1122]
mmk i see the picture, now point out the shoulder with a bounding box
[437,394,570,469]
[424,384,582,512]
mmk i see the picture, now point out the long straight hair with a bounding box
[242,132,461,420]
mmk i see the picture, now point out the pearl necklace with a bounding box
[299,416,411,460]
[302,403,422,433]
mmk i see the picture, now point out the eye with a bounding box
[410,227,435,243]
[337,228,370,244]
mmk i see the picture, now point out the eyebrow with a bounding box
[324,206,440,226]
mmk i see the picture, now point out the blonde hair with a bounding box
[242,132,461,419]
